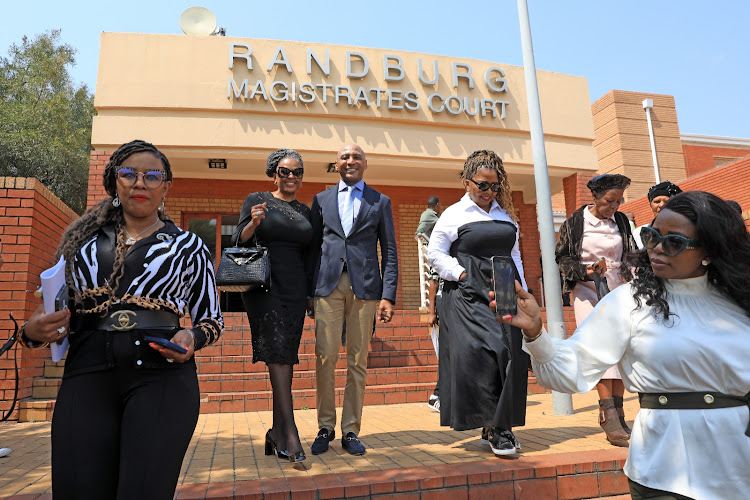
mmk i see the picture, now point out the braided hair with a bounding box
[622,191,750,320]
[460,150,517,222]
[265,148,303,177]
[55,140,172,309]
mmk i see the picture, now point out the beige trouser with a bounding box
[314,271,378,436]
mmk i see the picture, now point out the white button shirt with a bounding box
[427,193,527,290]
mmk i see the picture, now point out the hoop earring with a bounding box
[701,259,709,266]
[112,196,121,207]
[160,198,165,211]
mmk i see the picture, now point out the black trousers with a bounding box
[51,357,200,499]
[628,479,695,500]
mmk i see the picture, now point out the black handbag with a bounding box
[591,272,611,300]
[216,245,271,292]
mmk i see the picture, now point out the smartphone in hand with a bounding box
[144,335,188,355]
[55,284,69,311]
[592,257,607,273]
[491,256,517,317]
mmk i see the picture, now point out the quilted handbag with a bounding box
[216,246,271,292]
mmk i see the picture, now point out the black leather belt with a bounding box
[78,309,180,332]
[639,391,750,437]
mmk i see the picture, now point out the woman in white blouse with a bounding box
[427,150,528,456]
[493,191,750,499]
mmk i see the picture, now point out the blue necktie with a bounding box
[341,186,355,236]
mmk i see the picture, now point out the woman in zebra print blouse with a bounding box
[21,140,223,499]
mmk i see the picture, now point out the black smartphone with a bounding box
[491,256,517,317]
[144,335,188,355]
[55,284,69,311]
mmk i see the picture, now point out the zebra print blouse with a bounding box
[71,221,223,349]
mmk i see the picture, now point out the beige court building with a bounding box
[87,32,743,311]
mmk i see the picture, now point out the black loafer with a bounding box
[311,428,334,455]
[341,432,366,456]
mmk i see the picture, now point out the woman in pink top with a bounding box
[555,174,637,446]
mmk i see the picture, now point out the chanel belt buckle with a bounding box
[111,310,138,331]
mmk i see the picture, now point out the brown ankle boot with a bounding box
[613,396,631,435]
[599,398,629,447]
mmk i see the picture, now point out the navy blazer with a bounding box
[310,183,398,302]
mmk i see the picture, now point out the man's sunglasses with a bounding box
[640,226,701,257]
[468,178,502,193]
[277,167,304,179]
[116,168,166,189]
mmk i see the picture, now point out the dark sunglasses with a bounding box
[277,167,304,179]
[116,168,166,189]
[469,178,502,193]
[640,226,701,257]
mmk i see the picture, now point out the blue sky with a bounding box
[2,0,748,137]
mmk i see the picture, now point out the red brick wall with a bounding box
[87,151,545,307]
[621,156,750,230]
[682,145,750,177]
[0,178,78,418]
[562,172,597,217]
[86,150,113,207]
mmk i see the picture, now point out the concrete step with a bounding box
[197,335,437,357]
[195,349,439,374]
[197,365,438,393]
[200,382,438,413]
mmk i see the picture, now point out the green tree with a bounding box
[0,30,95,214]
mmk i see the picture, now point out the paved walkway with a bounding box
[0,391,638,498]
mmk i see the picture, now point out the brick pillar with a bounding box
[591,90,687,201]
[87,150,113,208]
[562,172,596,217]
[513,192,542,297]
[0,177,77,419]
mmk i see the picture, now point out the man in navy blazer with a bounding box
[309,143,398,456]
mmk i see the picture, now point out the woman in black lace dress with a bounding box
[232,149,313,462]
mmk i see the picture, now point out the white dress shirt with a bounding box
[523,273,750,499]
[337,179,364,231]
[427,193,527,289]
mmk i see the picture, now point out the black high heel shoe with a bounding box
[264,429,289,459]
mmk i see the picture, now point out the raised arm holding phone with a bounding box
[495,191,750,500]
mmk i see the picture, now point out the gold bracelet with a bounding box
[19,322,50,349]
[522,325,543,342]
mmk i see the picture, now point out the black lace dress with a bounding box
[232,191,313,365]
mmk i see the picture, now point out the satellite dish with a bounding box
[180,6,217,36]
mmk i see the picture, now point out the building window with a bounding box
[714,156,739,168]
[184,213,244,312]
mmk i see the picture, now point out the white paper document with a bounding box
[40,257,68,362]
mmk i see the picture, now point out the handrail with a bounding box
[415,233,431,312]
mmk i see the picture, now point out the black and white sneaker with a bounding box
[500,429,521,451]
[480,428,490,445]
[427,395,440,413]
[488,428,517,456]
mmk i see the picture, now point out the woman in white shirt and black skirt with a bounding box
[427,150,528,456]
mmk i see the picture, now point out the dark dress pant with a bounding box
[51,348,199,500]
